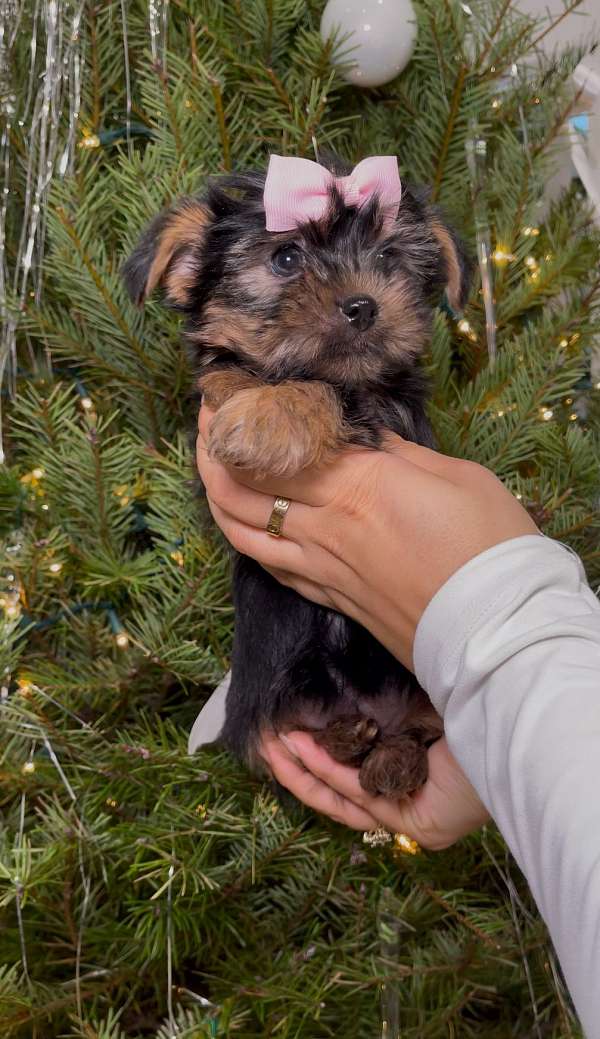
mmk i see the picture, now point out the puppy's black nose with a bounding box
[340,295,378,331]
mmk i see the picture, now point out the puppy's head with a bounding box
[123,158,471,386]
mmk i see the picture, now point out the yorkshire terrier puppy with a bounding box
[123,153,471,800]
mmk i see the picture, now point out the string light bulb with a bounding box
[569,413,578,421]
[49,561,63,573]
[523,226,540,237]
[21,761,36,775]
[78,133,100,149]
[492,247,516,266]
[457,318,477,342]
[541,408,554,421]
[115,632,129,649]
[80,396,93,410]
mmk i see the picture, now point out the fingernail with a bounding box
[279,733,301,757]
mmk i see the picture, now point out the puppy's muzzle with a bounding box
[340,294,378,332]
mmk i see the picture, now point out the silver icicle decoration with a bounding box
[0,0,85,458]
[466,130,497,365]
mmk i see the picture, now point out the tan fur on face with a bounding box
[258,270,428,383]
[146,202,209,303]
[190,302,264,353]
[235,266,283,306]
[207,381,347,478]
[430,218,462,311]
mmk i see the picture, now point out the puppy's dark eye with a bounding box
[271,244,304,276]
[376,246,396,264]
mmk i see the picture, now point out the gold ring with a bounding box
[266,496,291,537]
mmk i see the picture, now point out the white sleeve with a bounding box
[413,533,600,1039]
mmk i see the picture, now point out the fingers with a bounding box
[267,732,474,851]
[275,732,417,837]
[199,402,380,506]
[197,436,316,545]
[261,733,379,830]
[207,497,307,572]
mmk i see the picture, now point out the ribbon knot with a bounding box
[263,154,402,232]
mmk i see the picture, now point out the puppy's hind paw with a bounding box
[359,736,429,799]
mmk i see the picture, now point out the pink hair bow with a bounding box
[263,154,402,232]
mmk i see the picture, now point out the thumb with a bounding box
[381,432,458,482]
[399,738,490,850]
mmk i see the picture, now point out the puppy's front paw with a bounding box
[207,381,346,478]
[198,369,262,409]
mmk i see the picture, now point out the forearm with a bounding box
[413,534,600,1038]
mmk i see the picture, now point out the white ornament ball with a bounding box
[320,0,417,88]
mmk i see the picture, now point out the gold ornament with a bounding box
[393,833,421,856]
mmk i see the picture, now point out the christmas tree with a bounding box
[1,0,599,1035]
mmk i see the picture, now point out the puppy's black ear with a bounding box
[122,198,210,307]
[429,215,472,313]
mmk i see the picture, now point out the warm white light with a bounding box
[49,562,63,573]
[32,467,44,479]
[542,409,554,421]
[80,396,93,410]
[115,632,129,649]
[492,247,516,265]
[22,761,36,774]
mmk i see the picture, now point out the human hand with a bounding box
[196,405,537,670]
[261,730,489,850]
